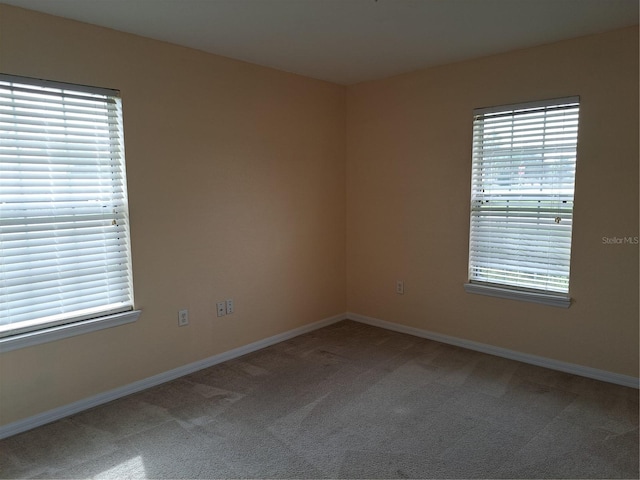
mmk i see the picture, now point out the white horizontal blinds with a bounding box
[0,74,133,337]
[469,97,579,294]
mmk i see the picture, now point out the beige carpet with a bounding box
[1,320,638,479]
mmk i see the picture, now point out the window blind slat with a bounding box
[2,262,130,286]
[3,279,130,305]
[5,295,130,324]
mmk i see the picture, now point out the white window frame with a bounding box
[464,97,580,308]
[0,74,140,352]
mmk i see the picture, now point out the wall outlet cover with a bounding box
[178,309,189,326]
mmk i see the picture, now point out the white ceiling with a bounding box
[2,0,638,85]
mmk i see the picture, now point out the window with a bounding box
[0,74,138,348]
[464,97,580,307]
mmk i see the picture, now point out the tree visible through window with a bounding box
[467,97,580,297]
[0,74,134,338]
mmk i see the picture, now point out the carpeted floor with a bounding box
[1,320,638,479]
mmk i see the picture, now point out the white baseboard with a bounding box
[2,311,637,440]
[347,312,639,389]
[0,313,346,440]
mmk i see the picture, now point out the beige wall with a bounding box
[0,4,637,429]
[0,5,346,426]
[347,27,639,377]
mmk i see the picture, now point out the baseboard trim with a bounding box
[347,312,639,389]
[0,313,347,440]
[3,311,636,440]
[346,312,640,388]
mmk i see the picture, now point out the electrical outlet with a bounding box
[226,299,234,315]
[396,280,404,295]
[178,309,189,326]
[216,301,226,317]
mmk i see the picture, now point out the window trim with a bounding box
[0,309,141,353]
[0,73,137,341]
[466,96,579,305]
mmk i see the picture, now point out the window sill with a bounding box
[464,283,571,308]
[0,310,142,353]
